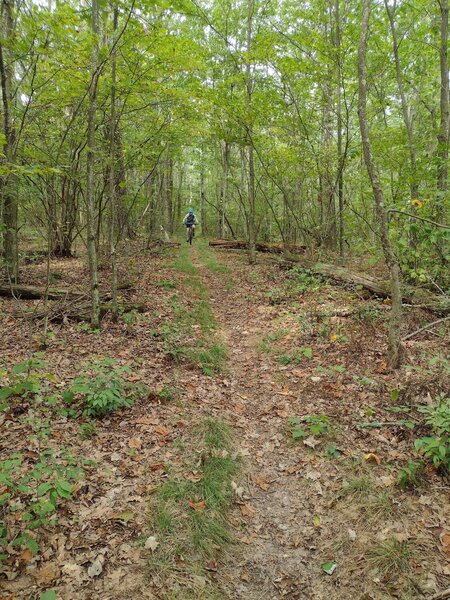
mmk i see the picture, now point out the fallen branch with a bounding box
[0,281,135,301]
[403,316,450,341]
[278,256,450,313]
[209,239,306,254]
[0,283,81,300]
[429,588,450,600]
[16,301,146,323]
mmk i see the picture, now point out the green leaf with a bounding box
[39,591,57,600]
[321,560,337,575]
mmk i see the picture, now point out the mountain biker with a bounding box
[182,207,198,241]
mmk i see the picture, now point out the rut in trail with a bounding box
[192,247,344,600]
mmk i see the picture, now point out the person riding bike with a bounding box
[182,207,198,242]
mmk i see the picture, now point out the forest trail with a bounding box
[190,245,329,599]
[1,242,448,600]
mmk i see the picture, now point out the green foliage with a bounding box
[0,450,85,564]
[415,394,450,471]
[286,268,324,293]
[79,421,97,439]
[278,347,313,365]
[0,354,58,410]
[397,460,425,490]
[158,387,176,403]
[288,414,331,440]
[65,358,141,418]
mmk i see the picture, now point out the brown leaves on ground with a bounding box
[188,499,207,512]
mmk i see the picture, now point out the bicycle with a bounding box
[187,224,195,245]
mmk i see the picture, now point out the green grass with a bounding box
[148,419,240,591]
[161,245,226,374]
[367,537,414,579]
[196,238,232,274]
[186,343,227,376]
[342,476,374,497]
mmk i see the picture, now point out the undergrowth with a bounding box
[163,245,227,375]
[147,419,239,593]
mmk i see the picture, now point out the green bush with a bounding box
[0,354,58,410]
[415,394,449,471]
[0,450,85,564]
[64,358,142,417]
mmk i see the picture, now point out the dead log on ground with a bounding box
[15,301,146,323]
[209,239,306,254]
[0,284,83,300]
[0,281,135,301]
[280,255,450,313]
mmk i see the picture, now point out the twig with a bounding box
[403,316,450,341]
[388,209,450,229]
[429,588,450,600]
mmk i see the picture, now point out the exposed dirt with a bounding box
[0,242,449,600]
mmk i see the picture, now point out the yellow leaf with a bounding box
[364,453,381,465]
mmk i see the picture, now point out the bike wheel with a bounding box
[189,227,193,245]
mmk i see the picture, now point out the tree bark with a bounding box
[109,4,119,321]
[384,0,419,199]
[86,0,101,328]
[246,0,256,264]
[358,0,404,368]
[437,0,449,232]
[0,0,19,283]
[335,0,345,258]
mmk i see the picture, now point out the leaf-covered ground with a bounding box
[0,240,449,600]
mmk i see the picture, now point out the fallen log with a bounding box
[280,255,450,313]
[0,283,83,300]
[0,281,135,301]
[209,239,306,254]
[14,302,146,323]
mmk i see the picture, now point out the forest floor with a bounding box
[0,238,449,600]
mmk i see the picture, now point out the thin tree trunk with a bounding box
[0,0,19,283]
[220,141,230,238]
[86,0,101,328]
[437,0,449,232]
[384,0,419,199]
[335,0,345,258]
[358,0,403,368]
[246,0,256,264]
[109,4,119,321]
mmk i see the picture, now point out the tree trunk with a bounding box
[109,4,119,321]
[246,0,256,264]
[220,141,230,238]
[437,0,449,234]
[0,0,19,283]
[86,0,101,328]
[335,0,345,258]
[358,0,403,368]
[384,0,419,199]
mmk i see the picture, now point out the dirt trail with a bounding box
[191,247,334,599]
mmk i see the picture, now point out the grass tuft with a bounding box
[148,418,240,590]
[367,537,414,579]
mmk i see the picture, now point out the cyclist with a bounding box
[182,207,198,242]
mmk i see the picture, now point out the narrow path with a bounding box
[191,246,328,600]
